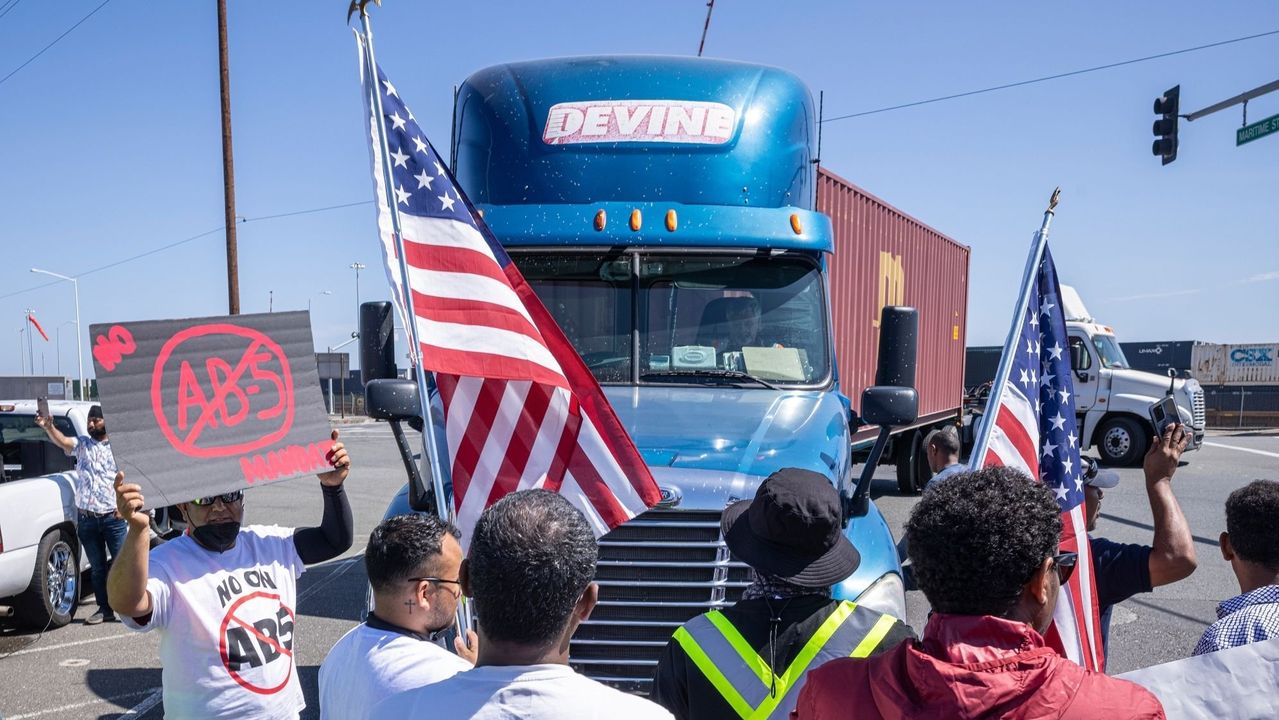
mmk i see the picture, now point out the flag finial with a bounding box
[347,0,381,23]
[1047,187,1061,213]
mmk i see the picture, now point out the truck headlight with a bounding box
[855,572,907,621]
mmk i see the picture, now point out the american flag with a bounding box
[973,244,1105,672]
[358,55,660,541]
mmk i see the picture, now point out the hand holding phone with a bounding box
[36,396,50,421]
[1148,396,1179,437]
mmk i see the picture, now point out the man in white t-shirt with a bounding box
[319,513,478,719]
[372,490,673,719]
[108,431,354,720]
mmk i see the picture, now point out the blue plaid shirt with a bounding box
[1193,584,1279,656]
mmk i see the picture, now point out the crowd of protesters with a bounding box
[70,403,1275,719]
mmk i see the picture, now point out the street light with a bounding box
[349,263,366,369]
[349,262,366,310]
[30,268,84,400]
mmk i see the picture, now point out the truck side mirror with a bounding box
[360,301,397,385]
[365,378,422,422]
[845,306,919,520]
[874,306,917,388]
[860,386,918,428]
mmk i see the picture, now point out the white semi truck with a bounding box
[1060,286,1205,466]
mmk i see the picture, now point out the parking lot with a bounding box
[0,424,1274,718]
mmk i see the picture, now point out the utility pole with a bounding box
[218,0,240,315]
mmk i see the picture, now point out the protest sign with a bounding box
[90,311,334,506]
[1118,636,1279,719]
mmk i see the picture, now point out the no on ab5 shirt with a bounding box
[122,525,306,720]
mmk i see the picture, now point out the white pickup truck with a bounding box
[0,400,93,628]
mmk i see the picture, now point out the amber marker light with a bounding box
[665,209,678,232]
[790,213,803,235]
[630,209,643,231]
[594,209,607,231]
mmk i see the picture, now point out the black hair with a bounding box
[468,489,598,646]
[1226,480,1279,571]
[364,514,460,592]
[906,466,1061,617]
[926,425,961,456]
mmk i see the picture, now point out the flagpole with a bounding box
[969,188,1061,467]
[356,7,472,637]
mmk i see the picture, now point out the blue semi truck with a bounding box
[368,55,926,692]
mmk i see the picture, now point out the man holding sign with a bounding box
[107,430,353,720]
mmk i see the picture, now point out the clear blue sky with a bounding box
[1,0,1276,378]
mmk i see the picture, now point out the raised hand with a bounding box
[1144,423,1188,483]
[318,429,351,487]
[114,472,151,530]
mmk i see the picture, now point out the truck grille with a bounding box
[1192,387,1206,428]
[569,510,751,694]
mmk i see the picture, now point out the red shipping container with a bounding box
[817,167,970,444]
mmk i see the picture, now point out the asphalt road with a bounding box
[0,425,1274,717]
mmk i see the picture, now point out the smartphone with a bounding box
[1148,396,1179,436]
[36,396,50,420]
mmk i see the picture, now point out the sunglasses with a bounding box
[1052,551,1078,584]
[408,576,462,597]
[190,491,245,507]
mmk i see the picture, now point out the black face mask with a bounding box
[193,521,240,552]
[89,425,107,440]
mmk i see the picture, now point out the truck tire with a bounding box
[895,431,931,495]
[14,529,79,629]
[1097,416,1149,467]
[895,434,914,494]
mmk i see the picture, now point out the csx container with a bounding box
[1192,343,1279,385]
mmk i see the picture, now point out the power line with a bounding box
[822,28,1279,123]
[0,0,113,88]
[0,0,26,21]
[0,200,375,301]
[240,199,372,223]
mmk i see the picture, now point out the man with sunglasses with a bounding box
[793,467,1164,719]
[1084,423,1196,654]
[319,514,477,720]
[107,430,354,720]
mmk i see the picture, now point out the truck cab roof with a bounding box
[453,55,832,252]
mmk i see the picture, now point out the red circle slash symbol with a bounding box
[218,591,296,695]
[151,324,295,458]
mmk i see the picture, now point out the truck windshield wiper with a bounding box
[640,369,779,390]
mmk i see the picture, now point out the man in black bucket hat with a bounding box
[651,468,914,720]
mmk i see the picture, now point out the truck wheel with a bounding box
[912,431,935,492]
[895,434,914,494]
[1097,416,1149,467]
[895,431,930,495]
[14,529,79,629]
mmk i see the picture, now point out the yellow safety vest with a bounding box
[672,600,898,720]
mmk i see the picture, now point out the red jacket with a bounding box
[792,613,1163,720]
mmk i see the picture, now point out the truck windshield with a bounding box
[516,252,830,387]
[1093,334,1130,369]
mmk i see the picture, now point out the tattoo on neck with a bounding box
[404,599,416,614]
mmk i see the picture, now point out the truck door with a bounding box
[1068,331,1100,414]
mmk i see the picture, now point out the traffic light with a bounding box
[1152,85,1180,165]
